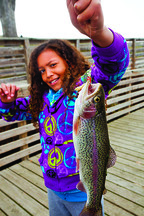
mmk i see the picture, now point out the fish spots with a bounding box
[73,82,113,214]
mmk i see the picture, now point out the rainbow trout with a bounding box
[73,79,116,216]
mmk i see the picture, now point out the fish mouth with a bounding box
[79,80,101,118]
[84,80,101,101]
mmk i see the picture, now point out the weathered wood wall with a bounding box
[0,37,144,168]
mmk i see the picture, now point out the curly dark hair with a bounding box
[28,39,90,127]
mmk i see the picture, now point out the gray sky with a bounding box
[0,0,144,39]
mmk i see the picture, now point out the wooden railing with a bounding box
[0,37,144,169]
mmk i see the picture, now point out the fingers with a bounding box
[1,83,15,98]
[74,0,91,14]
[0,83,19,103]
[72,0,78,4]
[76,0,102,24]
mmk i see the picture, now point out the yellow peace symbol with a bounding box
[44,115,57,136]
[63,140,73,145]
[48,147,63,168]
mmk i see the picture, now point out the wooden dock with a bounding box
[0,108,144,216]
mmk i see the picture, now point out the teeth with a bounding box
[50,78,58,84]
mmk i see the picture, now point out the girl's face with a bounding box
[37,49,67,92]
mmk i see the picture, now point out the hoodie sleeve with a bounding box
[0,96,32,122]
[91,29,129,98]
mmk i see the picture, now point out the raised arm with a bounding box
[67,1,129,98]
[66,0,113,47]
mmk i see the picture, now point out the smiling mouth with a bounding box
[49,78,59,84]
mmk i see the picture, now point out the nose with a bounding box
[45,67,53,77]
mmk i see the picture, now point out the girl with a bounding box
[0,0,129,215]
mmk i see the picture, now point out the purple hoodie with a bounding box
[0,30,129,192]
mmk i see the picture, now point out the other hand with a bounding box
[0,83,19,103]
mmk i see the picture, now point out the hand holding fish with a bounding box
[0,83,19,103]
[67,0,113,47]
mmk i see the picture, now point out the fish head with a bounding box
[75,80,105,119]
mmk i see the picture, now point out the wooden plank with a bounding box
[110,137,143,151]
[0,210,7,216]
[0,67,26,77]
[0,191,30,216]
[104,199,133,216]
[20,159,43,177]
[115,150,144,165]
[0,123,35,141]
[0,75,27,84]
[113,161,143,179]
[109,130,144,144]
[0,133,40,154]
[108,117,144,128]
[104,190,144,216]
[0,143,41,166]
[108,90,144,105]
[107,103,144,121]
[110,144,143,162]
[29,155,40,165]
[0,57,25,68]
[109,83,144,97]
[0,47,24,57]
[109,124,144,135]
[111,117,144,128]
[108,166,144,186]
[106,173,144,196]
[116,157,144,171]
[1,169,48,208]
[9,163,46,191]
[0,176,49,216]
[19,121,29,160]
[117,76,144,86]
[107,96,144,114]
[0,119,22,127]
[0,38,25,45]
[105,180,144,207]
[109,124,144,138]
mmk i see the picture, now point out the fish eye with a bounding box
[94,96,100,103]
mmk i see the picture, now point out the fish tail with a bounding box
[79,205,102,216]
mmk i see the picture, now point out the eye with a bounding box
[94,96,100,103]
[50,63,57,68]
[40,69,45,74]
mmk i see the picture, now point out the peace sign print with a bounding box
[48,147,63,169]
[56,165,68,178]
[53,132,63,145]
[64,146,76,169]
[44,115,57,136]
[63,96,76,109]
[57,110,73,135]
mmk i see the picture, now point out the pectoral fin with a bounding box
[107,146,117,168]
[76,180,86,193]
